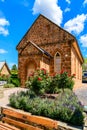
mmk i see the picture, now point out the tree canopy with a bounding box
[82,58,87,71]
[11,64,18,74]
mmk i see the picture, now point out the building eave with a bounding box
[70,39,84,64]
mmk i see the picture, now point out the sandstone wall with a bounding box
[17,15,83,88]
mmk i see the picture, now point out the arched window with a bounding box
[54,52,61,73]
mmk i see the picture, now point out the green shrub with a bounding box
[11,78,20,87]
[57,71,75,92]
[26,69,75,94]
[9,93,20,108]
[70,108,84,126]
[4,83,15,88]
[45,75,60,94]
[9,90,84,126]
[26,69,48,95]
[7,74,20,87]
[0,75,9,81]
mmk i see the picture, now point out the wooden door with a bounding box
[27,63,36,79]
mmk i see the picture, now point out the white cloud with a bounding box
[66,0,71,4]
[64,14,87,35]
[64,8,70,12]
[79,34,87,47]
[0,27,9,36]
[0,49,8,54]
[0,18,10,36]
[0,18,9,26]
[32,0,63,26]
[83,0,87,6]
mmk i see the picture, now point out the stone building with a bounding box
[16,14,84,88]
[0,61,10,76]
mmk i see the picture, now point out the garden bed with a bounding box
[8,69,84,128]
[9,89,84,126]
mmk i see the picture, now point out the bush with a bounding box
[9,90,84,126]
[26,69,48,95]
[45,74,60,94]
[7,74,20,87]
[57,71,75,92]
[0,74,9,81]
[4,83,15,88]
[70,108,84,126]
[26,69,75,94]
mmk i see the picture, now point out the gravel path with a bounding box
[74,84,87,106]
[0,87,28,107]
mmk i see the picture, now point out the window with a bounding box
[54,52,61,73]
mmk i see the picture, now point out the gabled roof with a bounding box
[0,62,5,70]
[16,14,84,63]
[0,61,10,74]
[29,41,53,58]
[20,40,53,58]
[16,14,74,49]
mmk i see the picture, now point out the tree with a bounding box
[9,64,20,86]
[82,58,87,71]
[11,64,17,70]
[11,64,18,74]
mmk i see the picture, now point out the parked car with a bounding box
[82,71,87,83]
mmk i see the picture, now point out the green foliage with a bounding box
[82,58,87,71]
[0,74,9,81]
[4,83,15,88]
[9,90,84,126]
[45,74,60,94]
[11,64,17,70]
[11,64,18,75]
[11,70,18,75]
[7,73,20,87]
[26,69,75,94]
[70,108,84,126]
[0,64,19,87]
[26,69,48,95]
[58,71,75,92]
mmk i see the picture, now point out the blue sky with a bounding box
[0,0,87,68]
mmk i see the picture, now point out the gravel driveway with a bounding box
[74,84,87,106]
